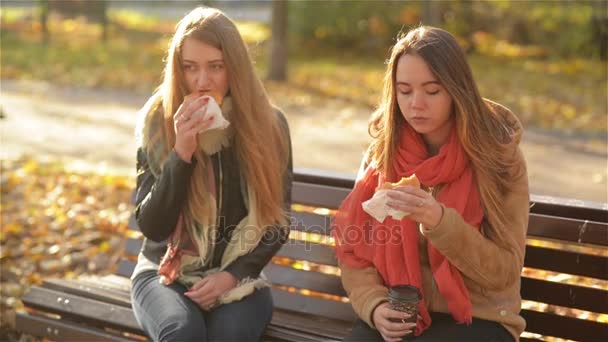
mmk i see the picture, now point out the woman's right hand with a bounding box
[173,96,215,162]
[372,302,416,342]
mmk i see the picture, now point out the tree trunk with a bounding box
[39,0,49,44]
[422,0,441,27]
[592,0,607,60]
[100,0,108,43]
[267,0,288,81]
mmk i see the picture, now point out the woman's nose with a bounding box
[411,92,424,109]
[196,70,210,88]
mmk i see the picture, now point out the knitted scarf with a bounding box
[138,96,270,305]
[333,124,484,335]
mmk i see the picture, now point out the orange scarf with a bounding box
[333,124,483,335]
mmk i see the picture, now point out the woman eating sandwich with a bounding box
[131,6,292,341]
[332,26,529,342]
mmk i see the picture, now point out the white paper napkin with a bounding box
[362,189,411,223]
[193,95,230,133]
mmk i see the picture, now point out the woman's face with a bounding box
[395,53,454,149]
[181,37,229,102]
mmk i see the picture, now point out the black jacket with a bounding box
[134,113,292,281]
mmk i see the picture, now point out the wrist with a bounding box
[174,147,192,163]
[425,203,444,230]
[222,271,238,287]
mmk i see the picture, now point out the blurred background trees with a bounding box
[2,0,603,136]
[288,0,607,60]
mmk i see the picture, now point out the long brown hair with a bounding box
[368,26,523,243]
[144,7,289,226]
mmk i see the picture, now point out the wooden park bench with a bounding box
[16,169,608,341]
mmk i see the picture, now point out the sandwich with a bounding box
[362,174,420,222]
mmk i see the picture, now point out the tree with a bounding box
[267,0,288,81]
[422,0,441,27]
[40,0,109,43]
[38,0,49,44]
[592,0,607,60]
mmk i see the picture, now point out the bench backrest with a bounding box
[118,169,608,341]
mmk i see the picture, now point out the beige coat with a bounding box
[340,105,529,340]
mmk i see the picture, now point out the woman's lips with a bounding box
[409,117,429,124]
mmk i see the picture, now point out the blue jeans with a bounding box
[131,271,273,342]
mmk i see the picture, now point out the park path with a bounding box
[1,79,606,204]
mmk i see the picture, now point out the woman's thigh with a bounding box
[415,312,514,342]
[344,313,513,342]
[131,271,207,341]
[205,286,274,342]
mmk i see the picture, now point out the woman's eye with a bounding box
[427,90,440,95]
[211,64,224,70]
[183,65,194,71]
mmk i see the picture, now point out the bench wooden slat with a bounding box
[521,309,608,341]
[125,238,142,258]
[21,286,141,334]
[270,309,352,341]
[521,277,608,314]
[275,239,338,266]
[271,287,356,322]
[528,213,608,246]
[43,278,132,308]
[530,195,608,223]
[15,312,134,342]
[116,260,137,278]
[524,246,608,280]
[265,263,346,297]
[77,274,132,292]
[264,324,325,342]
[128,214,138,231]
[292,181,349,209]
[291,211,332,235]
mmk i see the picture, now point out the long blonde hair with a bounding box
[368,26,523,243]
[143,7,288,227]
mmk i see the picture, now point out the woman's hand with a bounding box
[385,185,443,228]
[184,271,238,311]
[173,96,216,162]
[372,302,416,342]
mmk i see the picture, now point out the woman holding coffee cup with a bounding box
[131,7,292,341]
[333,26,528,341]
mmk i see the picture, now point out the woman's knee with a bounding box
[156,314,207,342]
[131,272,207,341]
[206,288,273,341]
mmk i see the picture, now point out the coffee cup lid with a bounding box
[388,285,421,302]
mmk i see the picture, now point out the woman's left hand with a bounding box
[184,271,238,311]
[385,185,443,228]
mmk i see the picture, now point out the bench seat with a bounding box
[17,170,608,341]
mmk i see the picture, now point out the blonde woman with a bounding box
[131,7,292,341]
[333,26,529,341]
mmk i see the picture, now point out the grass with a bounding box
[1,7,606,136]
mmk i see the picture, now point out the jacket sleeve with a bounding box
[421,148,529,291]
[134,148,196,242]
[337,151,387,329]
[224,112,293,280]
[340,263,388,329]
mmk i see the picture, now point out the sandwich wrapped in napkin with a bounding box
[362,174,420,222]
[185,93,233,155]
[186,93,230,133]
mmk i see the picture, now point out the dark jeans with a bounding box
[131,271,273,342]
[345,312,514,342]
